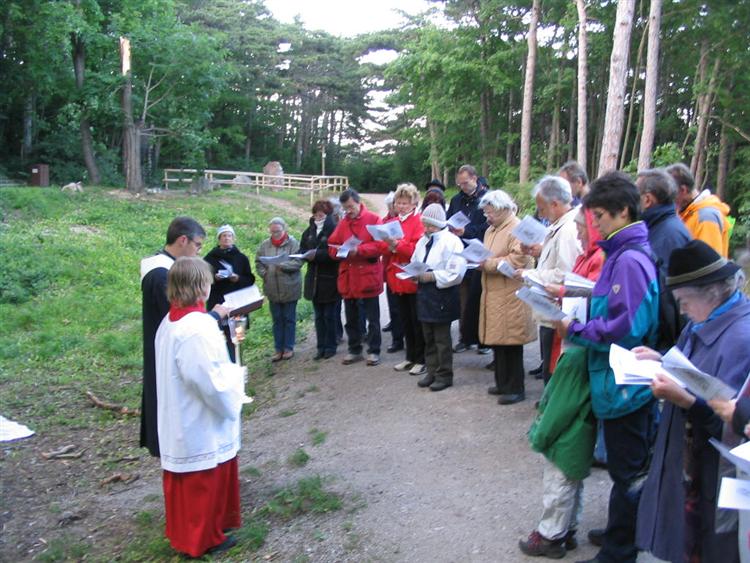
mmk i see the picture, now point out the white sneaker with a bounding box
[393,361,414,372]
[366,353,380,366]
[409,363,426,376]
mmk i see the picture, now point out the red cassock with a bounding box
[163,457,241,557]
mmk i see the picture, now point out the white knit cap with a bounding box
[217,224,235,238]
[421,203,447,228]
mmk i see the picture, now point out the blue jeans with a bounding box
[344,297,380,355]
[313,301,338,355]
[599,401,656,563]
[269,301,297,352]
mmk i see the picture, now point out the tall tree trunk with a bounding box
[567,85,576,161]
[682,47,706,155]
[691,56,720,187]
[575,0,588,173]
[547,66,561,171]
[638,0,662,169]
[21,94,33,159]
[122,70,143,192]
[716,117,729,201]
[630,100,644,164]
[519,0,540,184]
[506,89,515,166]
[620,16,648,169]
[71,27,101,185]
[598,0,636,176]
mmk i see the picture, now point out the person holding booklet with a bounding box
[555,172,659,563]
[378,183,426,375]
[255,217,302,362]
[476,190,535,405]
[410,203,466,391]
[634,240,750,563]
[204,224,256,361]
[299,200,340,360]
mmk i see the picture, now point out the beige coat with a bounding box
[478,214,537,346]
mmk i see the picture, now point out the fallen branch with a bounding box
[100,473,139,487]
[42,445,80,460]
[85,391,141,416]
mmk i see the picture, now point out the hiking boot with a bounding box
[366,353,380,366]
[342,353,364,365]
[587,528,605,547]
[409,363,426,376]
[417,374,434,388]
[393,360,414,372]
[518,530,566,559]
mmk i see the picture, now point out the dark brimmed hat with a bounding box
[667,240,740,289]
[425,179,445,191]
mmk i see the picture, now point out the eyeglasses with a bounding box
[188,237,203,251]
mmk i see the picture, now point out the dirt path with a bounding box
[240,192,611,561]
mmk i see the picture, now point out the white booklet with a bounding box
[516,286,565,321]
[512,215,549,246]
[289,249,317,260]
[217,259,234,279]
[609,344,670,386]
[447,211,471,230]
[562,296,588,323]
[366,221,404,241]
[396,261,430,280]
[222,284,264,314]
[661,346,737,401]
[717,477,750,510]
[564,272,596,290]
[258,253,289,265]
[710,438,750,475]
[334,235,362,258]
[458,238,492,264]
[497,259,517,278]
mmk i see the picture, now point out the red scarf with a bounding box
[271,233,288,247]
[169,302,206,321]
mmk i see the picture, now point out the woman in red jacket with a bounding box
[381,183,426,375]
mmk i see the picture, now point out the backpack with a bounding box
[623,244,684,352]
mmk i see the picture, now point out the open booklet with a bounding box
[331,235,362,258]
[512,215,548,246]
[496,259,517,278]
[522,269,547,292]
[446,211,471,230]
[258,253,289,265]
[289,249,317,260]
[564,272,596,290]
[366,221,404,241]
[216,260,234,279]
[661,346,738,401]
[516,286,565,321]
[609,344,684,386]
[458,238,492,264]
[222,284,264,316]
[395,261,430,280]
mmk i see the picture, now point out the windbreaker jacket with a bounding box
[567,221,659,419]
[446,186,489,241]
[680,190,731,258]
[327,203,384,299]
[642,203,691,272]
[255,236,303,303]
[383,211,423,295]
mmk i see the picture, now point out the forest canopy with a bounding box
[1,0,748,242]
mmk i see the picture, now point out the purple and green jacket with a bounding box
[567,221,659,419]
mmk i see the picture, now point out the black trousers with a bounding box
[344,296,381,355]
[386,286,404,345]
[422,322,453,384]
[397,293,424,364]
[458,269,482,346]
[493,345,524,395]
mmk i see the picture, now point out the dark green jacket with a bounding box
[528,347,596,481]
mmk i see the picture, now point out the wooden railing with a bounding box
[162,168,348,205]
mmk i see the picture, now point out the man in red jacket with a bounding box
[328,189,384,366]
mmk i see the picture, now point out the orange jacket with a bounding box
[679,191,731,258]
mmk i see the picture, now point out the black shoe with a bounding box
[387,343,404,353]
[535,372,545,380]
[498,393,525,405]
[429,381,452,392]
[487,386,501,395]
[529,364,543,376]
[485,361,495,370]
[591,458,608,470]
[453,342,468,353]
[313,352,324,361]
[382,322,392,332]
[587,528,605,547]
[322,351,336,359]
[564,529,578,550]
[206,535,237,554]
[417,375,435,388]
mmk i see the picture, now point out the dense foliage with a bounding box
[1,0,749,242]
